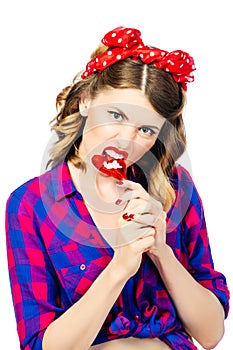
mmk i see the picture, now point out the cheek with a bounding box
[82,124,117,153]
[96,124,117,136]
[138,138,156,154]
[132,138,156,161]
[84,119,116,138]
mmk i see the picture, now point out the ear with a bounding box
[79,93,91,117]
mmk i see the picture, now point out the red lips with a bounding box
[91,147,127,180]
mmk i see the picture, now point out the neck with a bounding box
[96,173,119,202]
[68,160,118,203]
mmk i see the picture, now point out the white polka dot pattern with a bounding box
[81,26,196,91]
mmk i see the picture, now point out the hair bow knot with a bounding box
[102,26,143,48]
[82,26,196,91]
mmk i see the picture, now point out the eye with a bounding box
[139,126,156,136]
[108,111,123,121]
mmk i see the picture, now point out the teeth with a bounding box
[103,160,122,170]
[104,149,124,160]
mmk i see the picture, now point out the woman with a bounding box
[5,26,229,350]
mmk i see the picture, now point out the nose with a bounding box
[115,124,137,148]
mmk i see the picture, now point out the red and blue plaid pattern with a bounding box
[5,162,230,350]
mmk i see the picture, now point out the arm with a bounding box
[6,193,125,350]
[6,191,158,350]
[116,177,229,350]
[5,193,64,350]
[42,231,156,350]
[43,258,126,350]
[149,245,225,349]
[147,187,229,349]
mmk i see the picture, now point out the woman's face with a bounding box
[79,88,165,172]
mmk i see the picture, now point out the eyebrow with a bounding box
[108,105,161,131]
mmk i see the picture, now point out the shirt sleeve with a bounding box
[180,167,230,318]
[5,193,64,350]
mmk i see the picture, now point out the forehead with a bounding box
[89,88,165,127]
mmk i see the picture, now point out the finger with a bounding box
[133,212,159,227]
[120,203,163,228]
[116,191,149,206]
[121,211,157,226]
[154,210,167,226]
[116,185,163,214]
[133,233,155,253]
[115,183,149,205]
[116,180,143,191]
[113,221,155,248]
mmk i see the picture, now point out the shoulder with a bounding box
[167,164,204,231]
[170,163,202,203]
[6,168,53,210]
[170,163,195,188]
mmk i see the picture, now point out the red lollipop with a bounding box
[91,146,127,180]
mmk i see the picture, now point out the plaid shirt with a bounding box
[5,162,230,350]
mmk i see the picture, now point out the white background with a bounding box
[0,0,232,348]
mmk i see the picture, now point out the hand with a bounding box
[116,180,163,229]
[110,180,167,279]
[111,226,156,279]
[115,180,166,251]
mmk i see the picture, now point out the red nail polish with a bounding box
[115,199,122,205]
[116,180,124,185]
[122,213,135,221]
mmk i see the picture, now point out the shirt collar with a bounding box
[51,161,77,201]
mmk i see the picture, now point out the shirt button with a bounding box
[80,264,86,271]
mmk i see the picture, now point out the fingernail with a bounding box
[115,199,122,205]
[122,213,135,221]
[116,180,124,185]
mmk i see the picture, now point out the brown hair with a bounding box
[48,44,186,212]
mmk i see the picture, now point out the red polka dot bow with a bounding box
[81,26,196,91]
